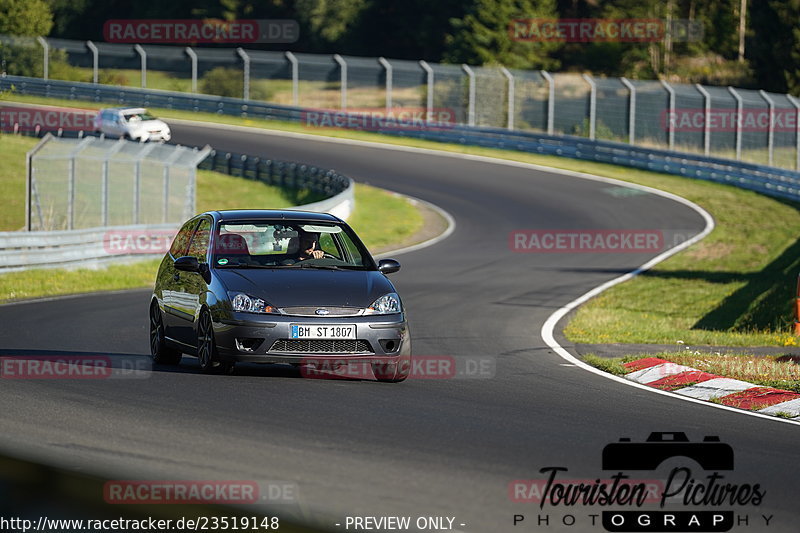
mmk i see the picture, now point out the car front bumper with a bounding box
[213,312,410,363]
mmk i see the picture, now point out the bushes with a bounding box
[199,66,271,101]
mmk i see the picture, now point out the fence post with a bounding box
[134,44,147,88]
[185,47,198,93]
[541,70,554,135]
[162,147,184,223]
[285,52,299,107]
[500,67,514,130]
[86,40,99,84]
[36,36,49,80]
[660,80,675,151]
[759,90,775,166]
[236,48,250,101]
[419,60,434,121]
[378,57,392,112]
[695,84,711,156]
[333,54,347,110]
[728,86,743,160]
[621,77,636,145]
[582,73,597,140]
[133,142,158,224]
[25,134,52,231]
[102,139,126,227]
[67,137,94,230]
[788,94,800,171]
[462,64,476,126]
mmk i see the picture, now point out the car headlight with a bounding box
[365,293,402,315]
[228,292,279,314]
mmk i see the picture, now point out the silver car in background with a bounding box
[94,107,171,142]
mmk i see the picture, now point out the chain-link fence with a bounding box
[27,134,210,231]
[3,34,800,170]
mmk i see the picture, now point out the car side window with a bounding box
[169,219,198,257]
[319,233,341,259]
[187,218,212,261]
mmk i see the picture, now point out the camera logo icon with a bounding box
[602,432,734,471]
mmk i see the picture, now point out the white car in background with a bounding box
[94,107,171,142]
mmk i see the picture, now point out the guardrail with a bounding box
[3,75,799,203]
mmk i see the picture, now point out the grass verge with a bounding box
[3,94,800,346]
[583,351,800,393]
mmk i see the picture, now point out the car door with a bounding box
[170,217,212,346]
[161,218,198,344]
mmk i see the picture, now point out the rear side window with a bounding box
[170,220,198,257]
[187,218,212,260]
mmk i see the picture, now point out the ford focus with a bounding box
[149,210,411,381]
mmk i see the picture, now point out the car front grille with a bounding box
[279,306,363,317]
[268,339,373,354]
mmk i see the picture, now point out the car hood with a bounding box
[215,267,396,308]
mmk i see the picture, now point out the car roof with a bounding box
[101,107,147,114]
[206,209,341,223]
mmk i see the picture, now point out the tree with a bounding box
[443,0,561,69]
[748,0,800,94]
[0,0,53,36]
[295,0,367,45]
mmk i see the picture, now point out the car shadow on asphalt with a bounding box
[0,348,387,382]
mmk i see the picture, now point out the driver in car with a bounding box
[286,231,324,262]
[298,232,324,260]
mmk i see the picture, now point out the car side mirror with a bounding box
[378,259,400,274]
[174,256,200,272]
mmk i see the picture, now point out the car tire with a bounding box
[149,301,182,365]
[372,354,410,383]
[197,310,234,374]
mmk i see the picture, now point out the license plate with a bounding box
[290,324,356,339]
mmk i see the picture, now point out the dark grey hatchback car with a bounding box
[149,210,411,381]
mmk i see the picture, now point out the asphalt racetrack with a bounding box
[1,122,797,532]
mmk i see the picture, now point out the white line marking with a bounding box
[374,195,456,259]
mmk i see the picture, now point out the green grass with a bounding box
[4,94,800,347]
[585,351,800,394]
[581,354,628,376]
[195,168,325,212]
[0,259,163,302]
[347,185,423,250]
[0,135,38,231]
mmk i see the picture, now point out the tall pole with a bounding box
[738,0,747,62]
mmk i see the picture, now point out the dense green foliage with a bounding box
[0,0,796,93]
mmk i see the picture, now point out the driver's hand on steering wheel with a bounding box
[304,241,324,260]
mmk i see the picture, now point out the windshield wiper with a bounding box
[294,263,345,270]
[216,263,279,269]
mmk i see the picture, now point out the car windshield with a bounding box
[213,220,373,270]
[123,111,157,122]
